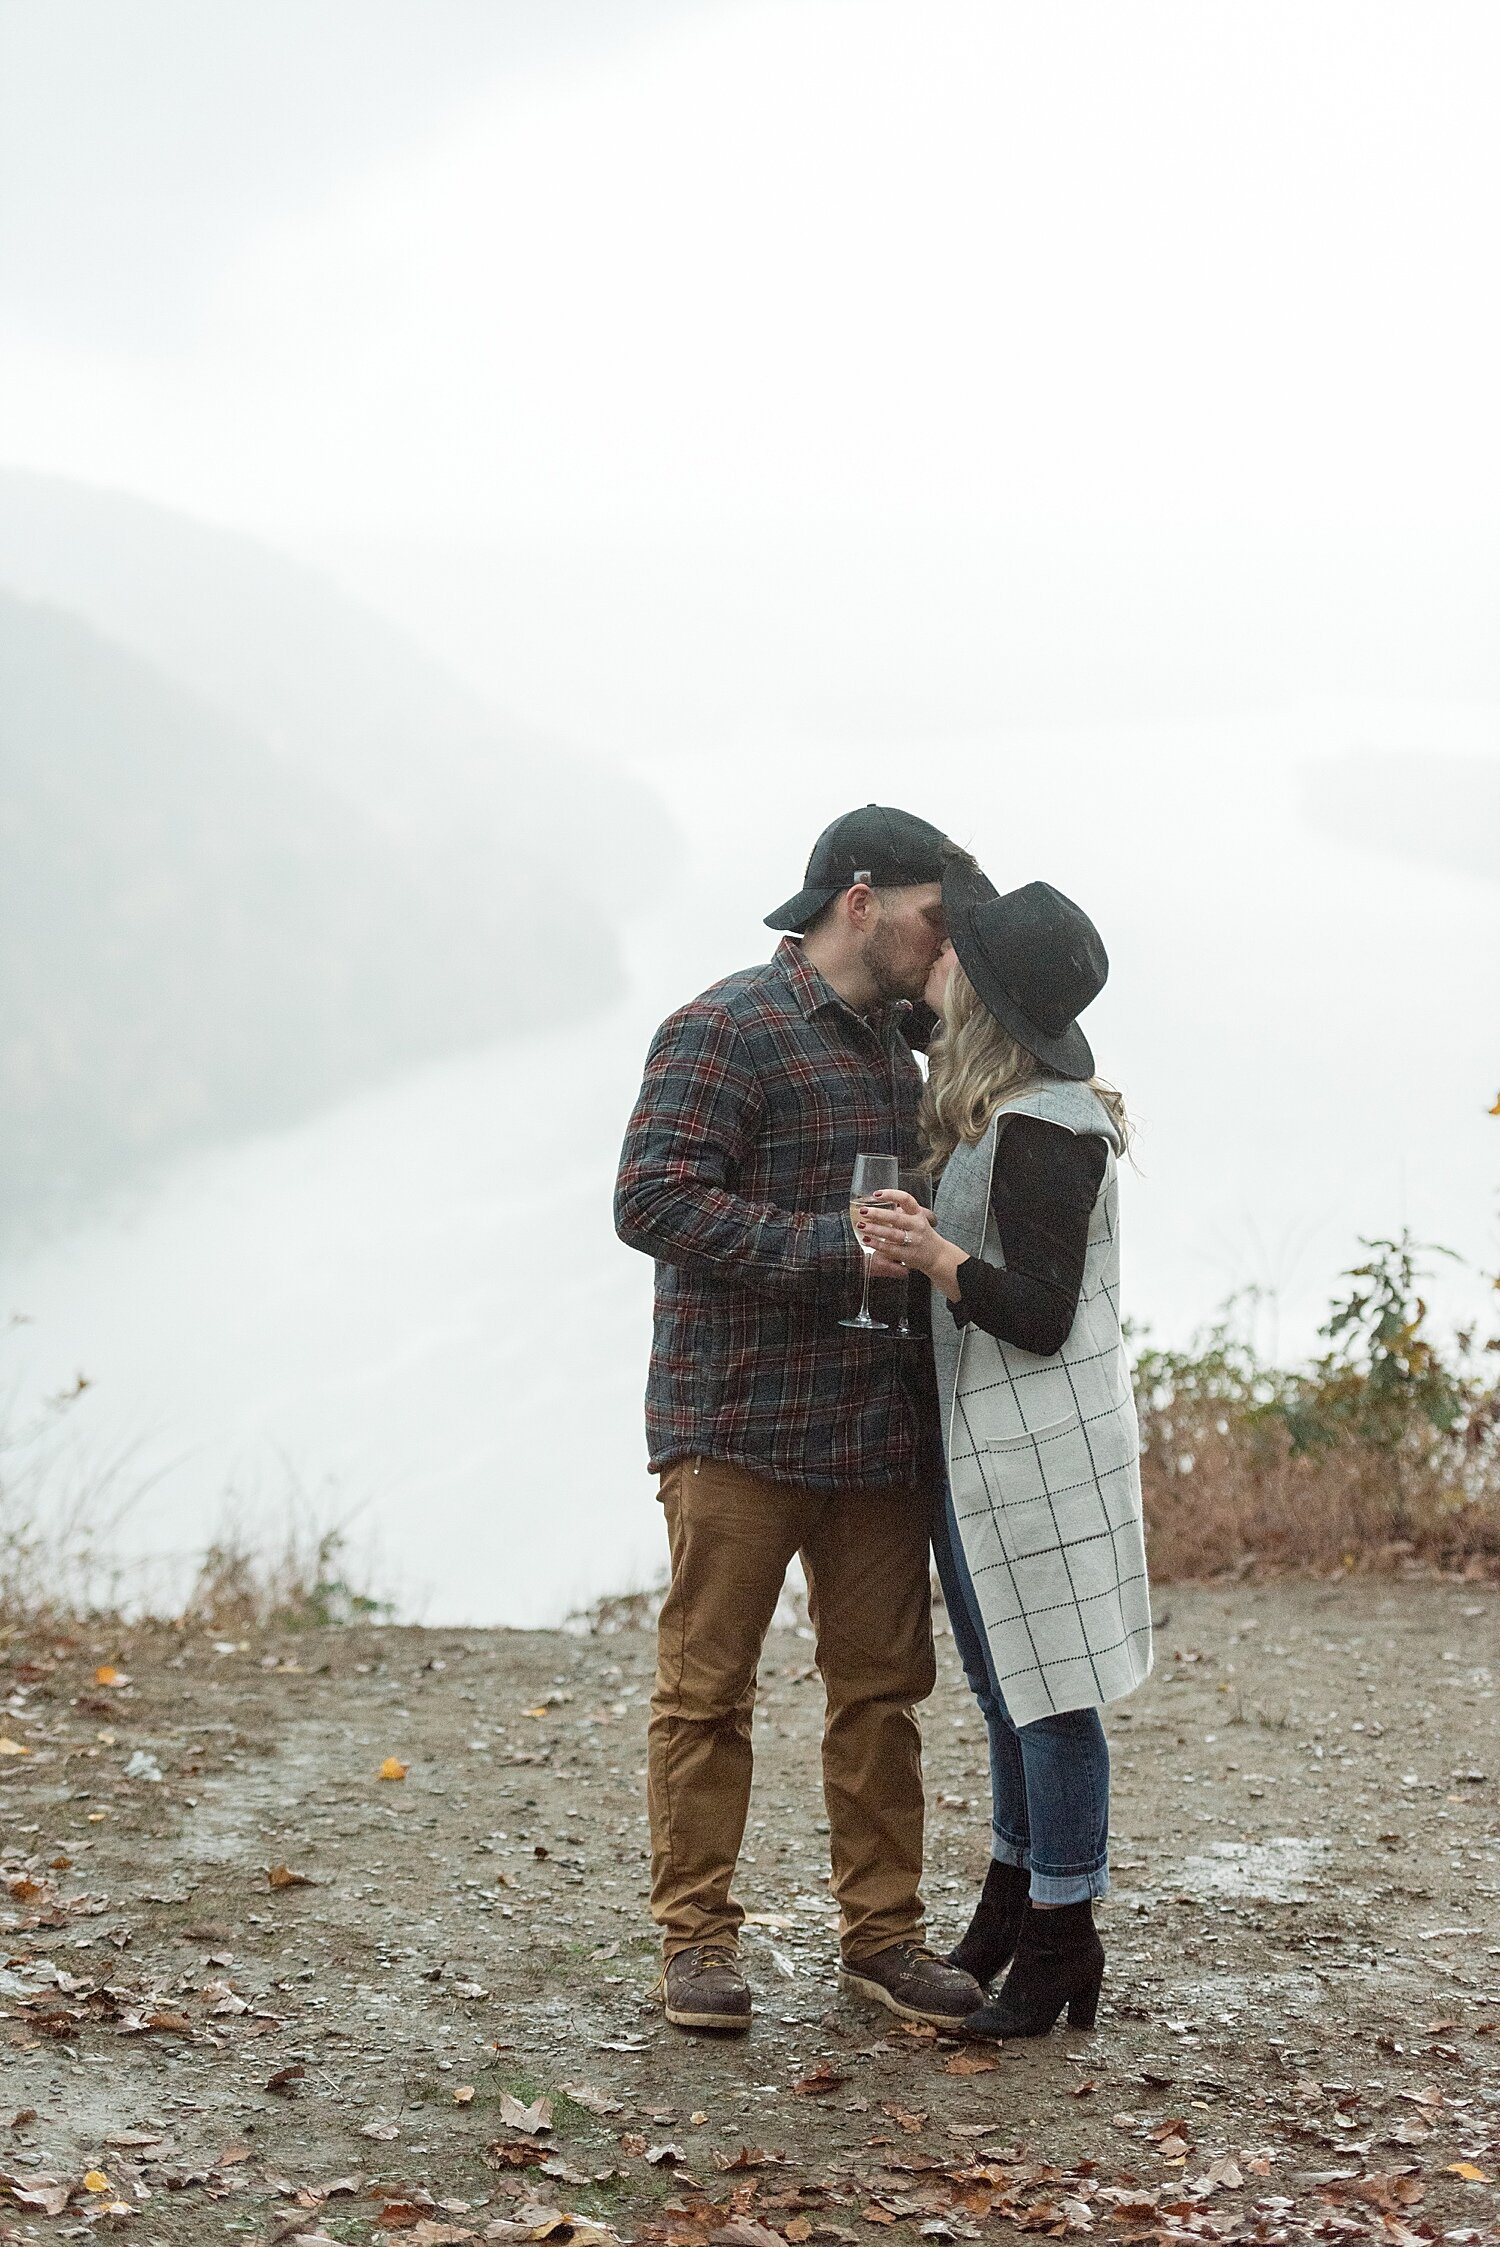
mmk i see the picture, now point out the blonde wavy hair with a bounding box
[920,959,1131,1173]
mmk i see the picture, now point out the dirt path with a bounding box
[2,1579,1498,2246]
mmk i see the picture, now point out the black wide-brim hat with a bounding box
[766,803,950,931]
[943,862,1108,1081]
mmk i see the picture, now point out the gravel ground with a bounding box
[2,1577,1498,2246]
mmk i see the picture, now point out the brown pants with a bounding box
[648,1454,937,1964]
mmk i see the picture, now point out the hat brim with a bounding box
[943,860,1096,1081]
[764,885,842,933]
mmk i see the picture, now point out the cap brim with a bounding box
[944,863,1096,1081]
[764,885,842,932]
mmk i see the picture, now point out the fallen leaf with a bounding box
[0,1737,29,1756]
[1445,2164,1491,2183]
[94,1665,127,1686]
[361,2119,402,2140]
[710,2222,786,2247]
[268,1863,316,1890]
[557,2082,624,2117]
[793,2062,849,2096]
[711,2147,786,2171]
[785,2222,814,2244]
[944,2051,999,2076]
[453,1981,490,2000]
[379,1757,408,1781]
[511,2206,571,2240]
[454,2085,476,2104]
[12,2182,72,2215]
[267,2065,306,2095]
[11,2108,38,2128]
[82,2170,111,2193]
[645,2143,684,2166]
[498,2093,554,2136]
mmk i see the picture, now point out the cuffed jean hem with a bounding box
[990,1829,1109,1905]
[1028,1864,1110,1905]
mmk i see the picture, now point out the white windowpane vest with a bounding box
[930,1080,1153,1727]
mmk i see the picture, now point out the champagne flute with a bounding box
[839,1153,899,1331]
[892,1168,932,1340]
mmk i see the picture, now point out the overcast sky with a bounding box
[3,0,1499,550]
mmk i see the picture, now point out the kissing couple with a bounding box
[615,805,1152,2043]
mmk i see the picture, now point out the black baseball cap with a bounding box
[764,804,951,932]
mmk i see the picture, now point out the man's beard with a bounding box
[863,919,929,1006]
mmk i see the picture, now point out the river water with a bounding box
[6,713,1496,1623]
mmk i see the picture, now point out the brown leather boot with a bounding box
[661,1942,752,2032]
[840,1941,984,2029]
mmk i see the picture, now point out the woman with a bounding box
[859,865,1152,2040]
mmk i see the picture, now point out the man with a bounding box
[615,805,984,2035]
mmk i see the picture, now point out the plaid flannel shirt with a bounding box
[614,937,941,1492]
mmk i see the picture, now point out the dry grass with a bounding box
[1134,1237,1500,1581]
[1137,1398,1500,1581]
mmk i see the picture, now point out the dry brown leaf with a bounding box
[792,2062,849,2096]
[709,2221,786,2247]
[0,1737,30,1757]
[360,2119,402,2140]
[94,1665,126,1686]
[498,2093,553,2136]
[11,2182,72,2215]
[1445,2163,1491,2183]
[266,2064,306,2094]
[453,2084,476,2104]
[378,1756,408,1781]
[557,2082,624,2117]
[268,1863,316,1890]
[943,2052,999,2076]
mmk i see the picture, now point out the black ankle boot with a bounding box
[945,1859,1030,1986]
[961,1898,1103,2039]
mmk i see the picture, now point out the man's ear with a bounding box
[845,883,876,928]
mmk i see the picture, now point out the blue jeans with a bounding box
[932,1483,1111,1905]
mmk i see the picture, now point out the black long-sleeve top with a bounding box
[948,1116,1107,1356]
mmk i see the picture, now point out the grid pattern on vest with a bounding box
[932,1083,1153,1727]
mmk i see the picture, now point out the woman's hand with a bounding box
[857,1189,968,1303]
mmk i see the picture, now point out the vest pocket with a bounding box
[968,1412,1095,1538]
[977,1412,1081,1454]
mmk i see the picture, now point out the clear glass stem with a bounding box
[857,1249,875,1324]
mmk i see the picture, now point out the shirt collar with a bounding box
[773,936,904,1038]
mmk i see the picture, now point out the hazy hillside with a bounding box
[0,469,669,906]
[0,591,620,1230]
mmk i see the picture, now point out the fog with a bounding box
[2,2,1497,1622]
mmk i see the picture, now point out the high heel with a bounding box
[945,1858,1030,1986]
[961,1897,1104,2040]
[1066,1968,1102,2029]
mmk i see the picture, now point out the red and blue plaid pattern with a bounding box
[615,938,941,1492]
